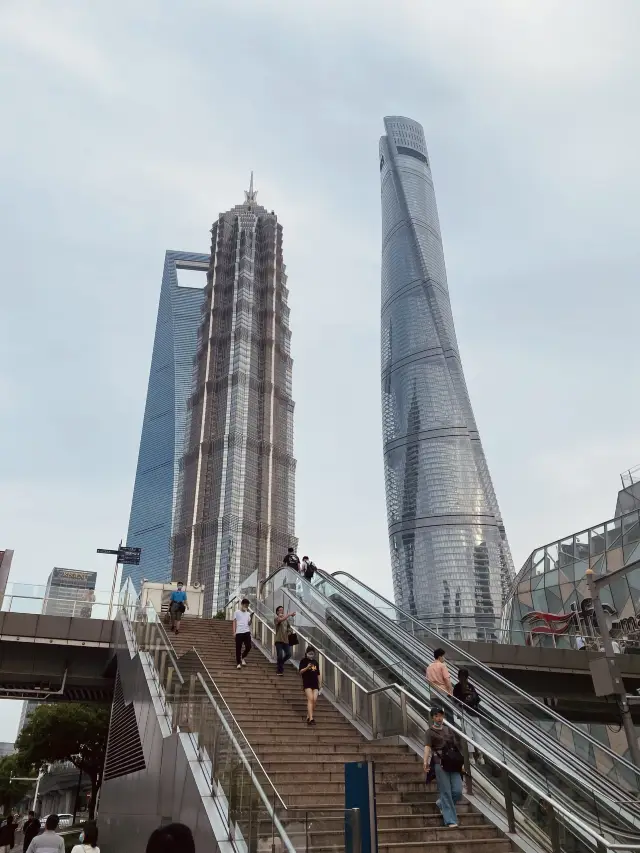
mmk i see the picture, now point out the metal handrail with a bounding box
[136,602,288,809]
[195,673,296,853]
[329,568,640,780]
[188,647,288,811]
[261,566,640,802]
[244,587,640,853]
[121,602,298,852]
[147,613,186,687]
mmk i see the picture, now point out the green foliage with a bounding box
[215,610,226,620]
[0,753,35,811]
[15,703,110,818]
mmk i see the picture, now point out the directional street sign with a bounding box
[117,546,142,566]
[97,546,142,565]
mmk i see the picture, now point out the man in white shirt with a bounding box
[26,814,64,853]
[233,598,252,670]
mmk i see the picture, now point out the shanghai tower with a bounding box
[379,116,513,634]
[172,178,297,614]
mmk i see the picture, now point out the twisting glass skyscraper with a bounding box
[172,179,297,614]
[379,116,513,634]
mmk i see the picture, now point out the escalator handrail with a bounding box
[261,565,638,791]
[258,568,640,825]
[291,574,640,827]
[246,592,632,853]
[329,568,640,779]
[259,568,640,838]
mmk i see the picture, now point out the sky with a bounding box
[1,0,640,737]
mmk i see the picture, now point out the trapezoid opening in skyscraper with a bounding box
[379,115,514,636]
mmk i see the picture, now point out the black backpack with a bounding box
[440,740,464,774]
[304,561,317,580]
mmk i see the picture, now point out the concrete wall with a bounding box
[98,621,233,853]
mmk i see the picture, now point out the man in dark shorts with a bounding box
[169,582,188,634]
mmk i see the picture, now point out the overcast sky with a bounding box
[1,0,639,738]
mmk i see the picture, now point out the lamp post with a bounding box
[585,567,640,768]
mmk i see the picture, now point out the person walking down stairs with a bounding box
[424,706,464,828]
[233,598,252,669]
[169,582,188,635]
[299,645,321,725]
[274,605,296,675]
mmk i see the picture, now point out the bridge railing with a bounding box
[1,585,118,619]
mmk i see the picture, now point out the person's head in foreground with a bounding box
[146,822,195,853]
[45,815,60,831]
[430,706,445,726]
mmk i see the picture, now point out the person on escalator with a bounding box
[282,547,301,572]
[301,556,317,582]
[453,668,480,713]
[453,668,484,764]
[299,646,321,725]
[426,648,453,698]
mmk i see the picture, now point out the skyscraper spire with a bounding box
[244,171,258,204]
[171,190,296,613]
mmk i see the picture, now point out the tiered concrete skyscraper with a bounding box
[379,116,514,633]
[172,178,297,614]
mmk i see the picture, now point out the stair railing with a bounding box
[238,589,640,853]
[120,597,300,853]
[122,597,363,853]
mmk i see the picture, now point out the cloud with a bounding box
[0,1,119,93]
[2,0,640,737]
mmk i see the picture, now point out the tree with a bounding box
[16,703,110,819]
[0,754,35,813]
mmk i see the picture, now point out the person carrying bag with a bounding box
[274,606,297,675]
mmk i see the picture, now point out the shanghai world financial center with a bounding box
[126,118,512,626]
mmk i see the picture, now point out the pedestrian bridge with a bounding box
[2,583,640,718]
[0,585,117,702]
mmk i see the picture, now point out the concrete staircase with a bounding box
[172,619,513,853]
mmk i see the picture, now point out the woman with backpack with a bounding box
[423,706,463,828]
[453,668,484,763]
[453,668,480,713]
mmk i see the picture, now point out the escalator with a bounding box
[253,566,640,851]
[326,569,640,786]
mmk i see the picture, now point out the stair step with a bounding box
[163,617,511,852]
[379,815,486,829]
[378,841,512,853]
[379,827,500,842]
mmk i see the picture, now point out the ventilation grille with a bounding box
[103,672,146,781]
